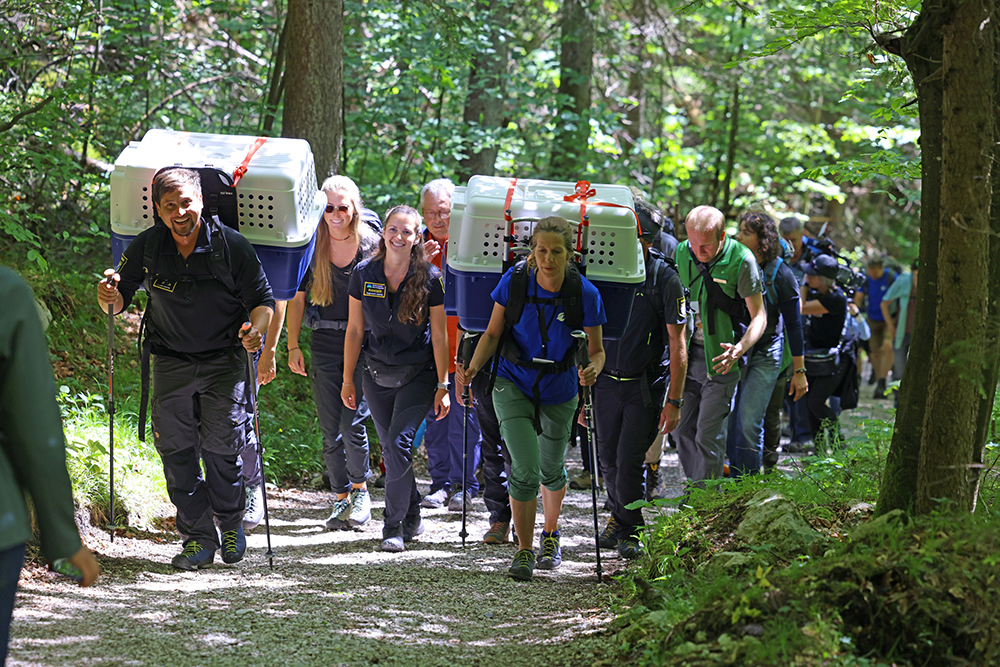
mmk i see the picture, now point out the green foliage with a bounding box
[617,411,1000,666]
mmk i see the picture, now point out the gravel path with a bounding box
[9,457,673,667]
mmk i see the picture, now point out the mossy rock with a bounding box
[700,550,761,575]
[734,490,823,559]
[849,508,910,544]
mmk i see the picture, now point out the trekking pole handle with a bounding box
[571,330,591,400]
[458,331,478,406]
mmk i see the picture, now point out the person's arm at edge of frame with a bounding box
[257,300,286,385]
[660,322,687,434]
[454,301,505,394]
[713,291,766,375]
[241,304,273,354]
[341,296,365,409]
[430,304,451,421]
[5,275,99,585]
[286,292,308,376]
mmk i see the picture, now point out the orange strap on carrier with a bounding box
[232,137,268,186]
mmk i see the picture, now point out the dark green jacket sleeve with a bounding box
[0,267,82,561]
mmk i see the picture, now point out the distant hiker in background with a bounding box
[98,167,275,571]
[880,259,918,398]
[854,256,896,399]
[2,267,100,666]
[287,176,379,533]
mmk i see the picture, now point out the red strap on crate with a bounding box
[232,137,268,186]
[503,177,518,263]
[562,180,642,237]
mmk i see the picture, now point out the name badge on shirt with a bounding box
[713,277,728,284]
[152,277,177,292]
[364,282,387,298]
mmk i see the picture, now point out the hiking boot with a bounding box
[508,549,535,581]
[325,496,352,531]
[644,463,660,502]
[348,488,371,528]
[483,521,510,544]
[402,514,424,543]
[568,471,592,490]
[242,484,264,531]
[536,530,562,570]
[221,525,247,564]
[617,536,643,560]
[447,490,473,512]
[421,488,449,509]
[874,379,888,399]
[381,535,405,552]
[171,540,215,570]
[598,517,619,550]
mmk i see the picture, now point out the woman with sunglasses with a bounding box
[342,205,450,552]
[287,176,380,532]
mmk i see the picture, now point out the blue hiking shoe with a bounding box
[221,525,247,564]
[171,540,216,570]
[536,529,562,570]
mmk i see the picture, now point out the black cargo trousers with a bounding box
[152,350,248,550]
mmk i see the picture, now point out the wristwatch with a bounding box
[665,397,684,409]
[437,382,451,390]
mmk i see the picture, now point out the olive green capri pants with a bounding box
[492,377,578,502]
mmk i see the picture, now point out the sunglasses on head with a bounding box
[325,204,351,214]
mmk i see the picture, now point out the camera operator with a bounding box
[800,254,849,452]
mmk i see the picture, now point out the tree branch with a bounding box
[0,94,56,134]
[126,74,229,139]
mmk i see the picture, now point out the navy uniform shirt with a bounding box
[348,258,445,366]
[603,249,687,380]
[116,219,275,359]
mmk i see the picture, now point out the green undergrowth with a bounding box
[10,253,363,532]
[616,427,1000,667]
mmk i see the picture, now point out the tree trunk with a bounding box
[457,0,511,183]
[261,16,288,135]
[282,0,343,183]
[549,0,595,181]
[915,0,993,513]
[875,3,945,515]
[623,0,645,157]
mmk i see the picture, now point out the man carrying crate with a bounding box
[98,167,274,570]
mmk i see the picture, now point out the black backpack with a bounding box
[489,260,586,434]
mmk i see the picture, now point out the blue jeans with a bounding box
[727,337,783,478]
[1,543,26,666]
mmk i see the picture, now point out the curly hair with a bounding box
[374,205,430,326]
[738,212,781,264]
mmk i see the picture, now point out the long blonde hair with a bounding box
[310,175,374,306]
[374,205,431,325]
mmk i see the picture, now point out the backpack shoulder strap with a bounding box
[503,260,530,334]
[563,262,584,331]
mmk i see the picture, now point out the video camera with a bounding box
[804,223,866,296]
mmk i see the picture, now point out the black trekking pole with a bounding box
[103,269,117,542]
[457,331,477,548]
[241,323,275,570]
[572,330,603,583]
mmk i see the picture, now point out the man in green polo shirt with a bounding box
[674,206,767,482]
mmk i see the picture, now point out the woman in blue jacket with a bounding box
[456,216,605,581]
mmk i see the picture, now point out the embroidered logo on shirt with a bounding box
[677,296,688,319]
[556,312,565,322]
[116,254,128,273]
[364,282,387,298]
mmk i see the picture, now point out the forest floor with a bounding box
[8,397,895,667]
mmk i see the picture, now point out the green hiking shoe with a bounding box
[508,549,535,581]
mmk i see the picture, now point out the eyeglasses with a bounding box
[325,204,351,214]
[424,210,450,221]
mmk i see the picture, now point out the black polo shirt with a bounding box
[116,219,275,359]
[348,257,444,366]
[603,250,687,379]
